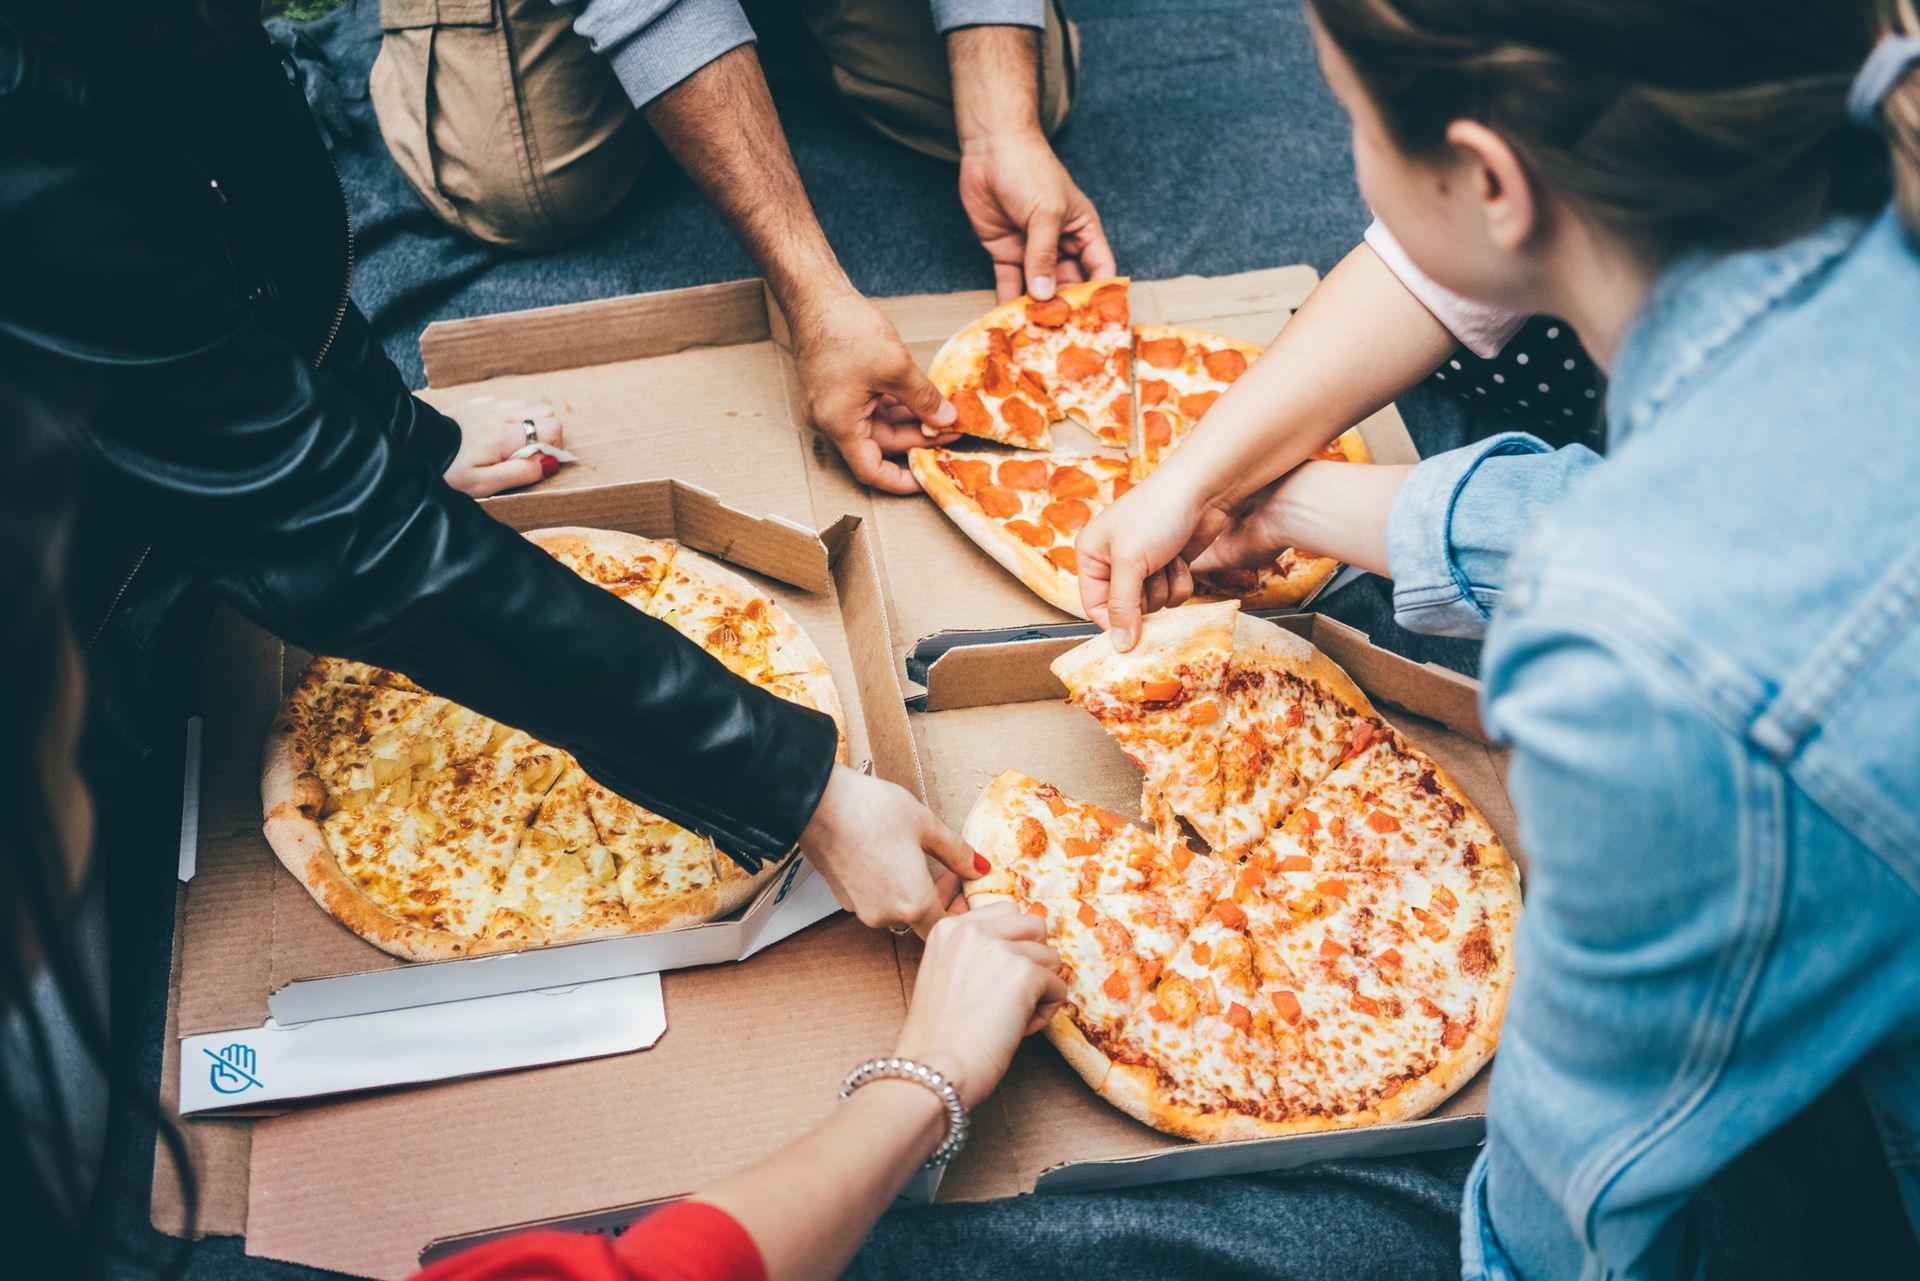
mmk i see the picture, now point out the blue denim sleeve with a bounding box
[1384,434,1601,638]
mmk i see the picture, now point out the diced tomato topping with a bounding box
[1236,864,1266,896]
[1270,989,1303,1023]
[1351,993,1381,1017]
[1366,809,1401,833]
[1419,998,1446,1020]
[1141,958,1162,985]
[1103,970,1131,1001]
[1025,902,1049,919]
[1378,948,1403,969]
[1213,900,1248,930]
[1346,720,1381,758]
[1442,1022,1468,1050]
[1320,937,1347,961]
[1188,699,1220,725]
[1044,791,1068,817]
[1141,678,1183,702]
[1190,940,1212,964]
[1294,807,1320,833]
[1317,878,1350,900]
[1423,916,1451,942]
[1277,854,1313,872]
[1077,901,1098,926]
[1148,1002,1172,1022]
[1329,815,1347,841]
[1092,809,1125,833]
[1432,885,1459,915]
[1171,843,1195,872]
[1225,1002,1253,1031]
[1285,702,1306,728]
[1063,837,1096,860]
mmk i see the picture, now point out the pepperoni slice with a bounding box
[1001,397,1046,443]
[1090,283,1129,325]
[1046,465,1099,499]
[1046,545,1078,575]
[1027,296,1071,327]
[1313,440,1350,461]
[982,354,1016,398]
[1139,378,1171,406]
[997,458,1049,490]
[1138,335,1187,369]
[1006,519,1050,547]
[1056,344,1104,383]
[1109,347,1130,379]
[951,390,992,440]
[987,327,1013,361]
[1108,393,1131,429]
[1016,368,1054,405]
[1112,475,1135,498]
[1179,390,1221,420]
[1042,499,1092,534]
[942,454,992,493]
[976,485,1022,518]
[1202,347,1249,381]
[1143,410,1173,448]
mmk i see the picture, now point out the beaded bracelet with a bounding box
[839,1057,969,1168]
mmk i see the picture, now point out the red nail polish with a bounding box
[973,853,991,874]
[539,453,560,476]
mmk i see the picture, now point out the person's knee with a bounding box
[368,1,646,251]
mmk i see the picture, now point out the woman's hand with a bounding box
[441,395,566,497]
[1077,467,1230,651]
[892,904,1066,1108]
[799,764,985,937]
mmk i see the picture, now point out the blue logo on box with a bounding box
[204,1043,262,1095]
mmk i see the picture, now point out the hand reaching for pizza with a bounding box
[788,289,963,495]
[958,130,1116,304]
[1077,470,1228,652]
[441,395,567,498]
[799,764,984,936]
[891,904,1066,1108]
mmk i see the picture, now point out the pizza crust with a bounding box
[1050,599,1241,699]
[910,448,1086,618]
[1229,613,1380,719]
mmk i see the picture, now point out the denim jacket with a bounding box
[1383,207,1920,1280]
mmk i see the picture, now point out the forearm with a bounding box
[691,1082,945,1281]
[644,45,853,322]
[1258,461,1413,577]
[1156,242,1456,510]
[949,25,1042,150]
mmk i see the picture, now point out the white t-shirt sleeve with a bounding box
[1363,220,1528,359]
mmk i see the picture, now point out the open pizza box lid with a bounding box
[405,265,1419,690]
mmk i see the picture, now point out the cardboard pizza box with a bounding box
[407,267,1420,689]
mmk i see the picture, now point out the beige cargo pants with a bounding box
[370,0,1079,250]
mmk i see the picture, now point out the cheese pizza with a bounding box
[261,528,848,962]
[964,602,1518,1142]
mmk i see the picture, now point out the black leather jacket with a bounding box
[0,15,835,869]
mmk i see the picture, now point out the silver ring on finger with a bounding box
[889,924,913,936]
[521,419,539,447]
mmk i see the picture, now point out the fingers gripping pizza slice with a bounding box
[929,279,1133,448]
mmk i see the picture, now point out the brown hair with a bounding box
[1307,0,1920,257]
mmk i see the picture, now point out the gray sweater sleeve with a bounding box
[556,0,1047,108]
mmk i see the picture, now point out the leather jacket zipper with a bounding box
[311,142,355,371]
[82,545,151,654]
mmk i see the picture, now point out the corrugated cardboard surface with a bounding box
[411,269,1417,681]
[913,614,1520,1201]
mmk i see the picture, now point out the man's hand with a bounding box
[789,288,961,494]
[441,395,566,497]
[959,132,1115,303]
[949,26,1114,303]
[799,764,987,937]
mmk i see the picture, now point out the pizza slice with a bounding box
[529,527,680,611]
[964,768,1165,899]
[644,555,793,683]
[487,762,634,944]
[576,772,766,930]
[1051,601,1240,851]
[909,447,1133,618]
[930,279,1133,448]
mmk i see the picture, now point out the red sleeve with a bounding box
[412,1202,766,1281]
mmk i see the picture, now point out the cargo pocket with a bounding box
[369,0,505,233]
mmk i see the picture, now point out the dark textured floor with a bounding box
[91,2,1497,1276]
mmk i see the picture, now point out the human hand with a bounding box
[799,764,986,936]
[958,130,1116,303]
[788,289,961,494]
[441,395,567,497]
[1077,470,1230,651]
[892,903,1065,1108]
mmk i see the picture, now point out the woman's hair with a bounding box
[1307,0,1920,257]
[0,380,197,1271]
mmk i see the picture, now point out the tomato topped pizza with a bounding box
[964,602,1519,1142]
[261,528,848,962]
[929,278,1133,449]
